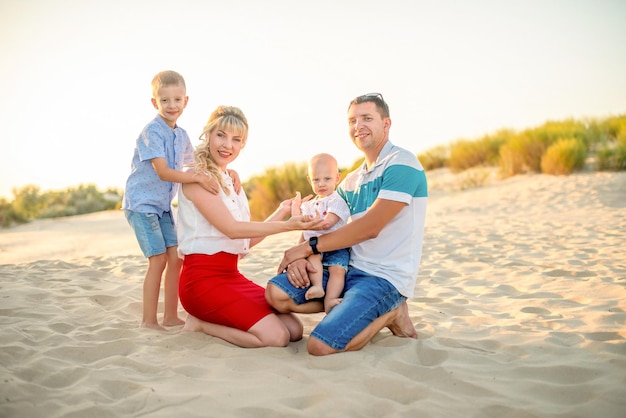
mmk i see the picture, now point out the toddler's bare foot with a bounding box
[141,321,167,331]
[163,317,185,327]
[182,315,202,332]
[387,302,417,339]
[305,286,325,300]
[324,298,342,314]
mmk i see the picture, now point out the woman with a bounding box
[177,106,325,348]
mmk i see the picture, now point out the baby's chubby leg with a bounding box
[304,254,325,300]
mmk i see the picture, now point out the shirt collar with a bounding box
[360,140,394,173]
[155,114,177,131]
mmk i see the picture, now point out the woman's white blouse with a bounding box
[177,170,251,257]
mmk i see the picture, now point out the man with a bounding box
[265,93,428,355]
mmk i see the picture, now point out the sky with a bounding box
[1,0,625,199]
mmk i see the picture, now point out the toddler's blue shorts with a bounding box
[321,248,350,271]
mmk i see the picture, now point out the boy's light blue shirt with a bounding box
[122,115,194,216]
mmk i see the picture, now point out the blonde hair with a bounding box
[151,70,186,97]
[194,106,249,195]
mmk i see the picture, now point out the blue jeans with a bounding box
[268,267,406,350]
[125,210,178,258]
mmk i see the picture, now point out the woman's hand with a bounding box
[277,198,294,214]
[289,214,328,231]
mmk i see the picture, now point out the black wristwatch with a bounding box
[309,236,320,254]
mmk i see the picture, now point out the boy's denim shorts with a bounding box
[124,210,178,258]
[268,266,406,351]
[321,248,350,271]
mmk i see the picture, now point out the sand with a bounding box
[0,170,625,417]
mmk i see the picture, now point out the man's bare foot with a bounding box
[163,317,185,327]
[182,315,202,332]
[141,321,167,331]
[387,302,417,339]
[324,298,342,314]
[305,286,325,300]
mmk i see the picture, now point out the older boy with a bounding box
[122,70,221,330]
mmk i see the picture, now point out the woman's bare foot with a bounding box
[305,285,325,300]
[324,298,342,314]
[182,315,202,332]
[141,321,167,331]
[387,302,417,338]
[163,317,185,327]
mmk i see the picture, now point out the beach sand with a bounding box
[1,170,625,417]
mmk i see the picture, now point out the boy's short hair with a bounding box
[151,70,186,97]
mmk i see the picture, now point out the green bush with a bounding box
[498,142,524,177]
[36,184,120,219]
[418,145,448,170]
[539,119,589,142]
[365,115,626,179]
[448,132,509,172]
[12,185,44,219]
[584,119,611,150]
[245,162,313,220]
[0,198,28,227]
[596,128,626,171]
[1,184,122,228]
[38,204,79,219]
[498,133,546,175]
[498,120,597,176]
[540,137,587,175]
[448,139,487,172]
[603,115,626,139]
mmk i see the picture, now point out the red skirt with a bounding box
[179,252,274,331]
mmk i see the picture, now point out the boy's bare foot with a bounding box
[141,321,167,331]
[182,315,202,332]
[305,286,325,300]
[324,298,342,314]
[163,317,185,327]
[387,302,417,339]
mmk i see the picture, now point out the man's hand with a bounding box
[282,258,317,288]
[278,241,312,275]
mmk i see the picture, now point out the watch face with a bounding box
[309,237,319,253]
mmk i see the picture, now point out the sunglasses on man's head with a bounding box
[354,92,389,116]
[358,92,384,102]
